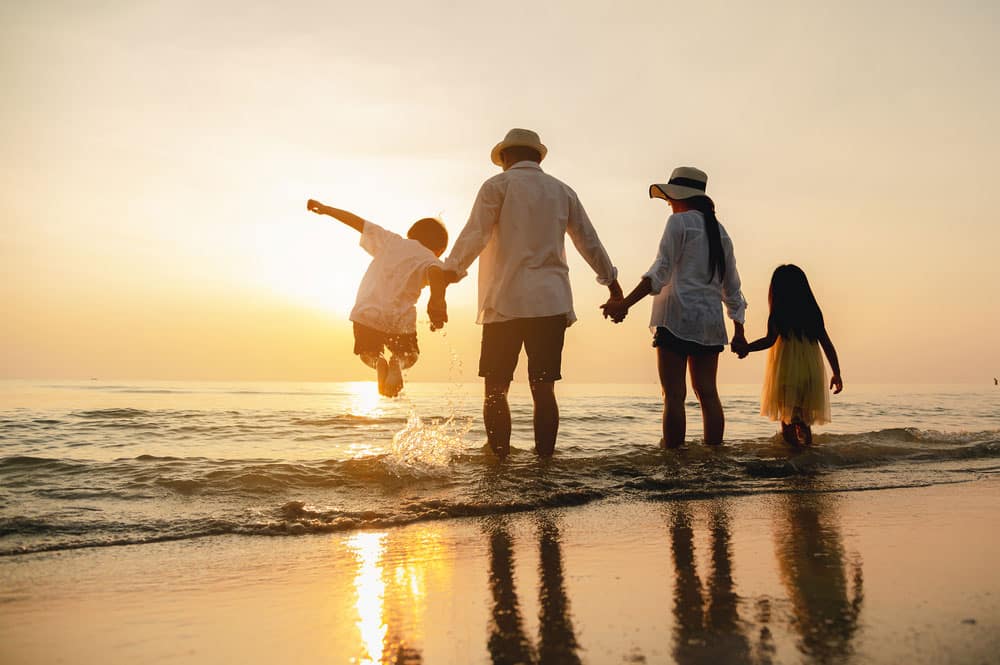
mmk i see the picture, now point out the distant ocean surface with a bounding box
[1,380,998,556]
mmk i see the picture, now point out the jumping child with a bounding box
[733,264,843,445]
[307,199,452,397]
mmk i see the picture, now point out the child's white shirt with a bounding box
[349,221,443,335]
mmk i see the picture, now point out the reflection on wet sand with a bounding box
[774,493,864,664]
[346,528,444,664]
[669,503,754,665]
[485,515,582,665]
[339,492,865,664]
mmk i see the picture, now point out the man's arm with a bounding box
[566,192,620,292]
[306,199,366,232]
[442,181,502,278]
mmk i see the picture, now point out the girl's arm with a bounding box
[736,318,778,357]
[819,328,843,393]
[306,199,366,233]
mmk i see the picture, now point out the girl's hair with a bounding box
[768,264,825,341]
[680,196,726,282]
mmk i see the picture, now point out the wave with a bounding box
[1,427,997,557]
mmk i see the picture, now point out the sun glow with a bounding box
[347,531,388,665]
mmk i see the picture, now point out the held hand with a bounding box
[830,374,843,394]
[428,295,448,332]
[306,199,325,214]
[730,337,749,358]
[601,299,628,324]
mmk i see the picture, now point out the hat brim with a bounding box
[649,184,707,201]
[491,140,548,166]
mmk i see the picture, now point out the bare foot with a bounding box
[383,357,403,397]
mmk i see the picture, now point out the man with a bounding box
[428,128,622,459]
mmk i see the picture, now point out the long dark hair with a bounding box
[682,196,726,282]
[768,264,825,341]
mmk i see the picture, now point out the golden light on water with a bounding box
[345,381,383,419]
[347,531,387,664]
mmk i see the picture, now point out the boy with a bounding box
[307,199,452,397]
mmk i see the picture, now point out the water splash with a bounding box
[383,412,473,477]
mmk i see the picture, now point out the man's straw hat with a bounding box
[650,166,709,201]
[490,128,548,166]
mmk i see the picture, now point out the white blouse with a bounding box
[349,222,443,334]
[643,210,747,346]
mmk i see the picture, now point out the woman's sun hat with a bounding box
[491,128,548,166]
[650,166,709,201]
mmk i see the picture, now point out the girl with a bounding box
[734,264,843,445]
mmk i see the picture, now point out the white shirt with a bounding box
[444,161,618,325]
[644,210,747,346]
[349,221,442,334]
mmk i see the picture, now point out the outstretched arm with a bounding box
[819,327,843,393]
[306,199,366,233]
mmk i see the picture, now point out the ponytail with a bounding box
[685,196,726,282]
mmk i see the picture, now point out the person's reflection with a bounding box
[774,493,863,664]
[484,514,582,665]
[669,503,752,665]
[536,515,582,665]
[486,518,535,664]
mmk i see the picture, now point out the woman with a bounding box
[603,167,747,447]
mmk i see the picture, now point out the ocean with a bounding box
[1,380,998,557]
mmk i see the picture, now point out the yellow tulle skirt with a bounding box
[760,336,831,426]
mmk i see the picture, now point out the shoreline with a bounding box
[3,477,999,664]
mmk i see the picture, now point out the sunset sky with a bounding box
[3,0,998,384]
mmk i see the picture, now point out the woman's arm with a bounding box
[603,216,680,323]
[819,327,843,393]
[602,277,651,322]
[306,200,366,232]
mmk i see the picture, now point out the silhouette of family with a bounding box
[308,128,843,458]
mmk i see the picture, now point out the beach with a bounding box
[2,478,999,664]
[1,380,998,664]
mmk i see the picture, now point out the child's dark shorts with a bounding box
[353,322,419,359]
[652,327,724,356]
[479,315,567,383]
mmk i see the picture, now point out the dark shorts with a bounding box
[480,315,567,383]
[652,327,723,357]
[353,322,419,359]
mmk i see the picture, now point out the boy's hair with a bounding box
[768,264,825,342]
[407,217,448,254]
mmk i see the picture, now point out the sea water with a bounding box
[0,380,997,556]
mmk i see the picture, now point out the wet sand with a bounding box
[2,477,998,664]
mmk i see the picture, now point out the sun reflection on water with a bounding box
[345,381,383,419]
[347,531,387,664]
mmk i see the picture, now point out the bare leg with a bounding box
[360,352,388,395]
[359,352,381,370]
[657,347,688,448]
[394,351,419,370]
[484,380,512,460]
[689,352,724,446]
[800,423,813,446]
[529,380,559,457]
[780,421,799,446]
